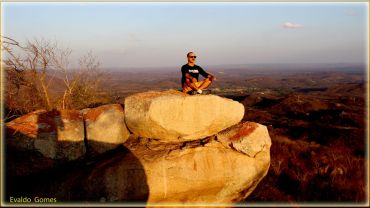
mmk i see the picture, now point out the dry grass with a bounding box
[247,128,366,202]
[242,82,366,203]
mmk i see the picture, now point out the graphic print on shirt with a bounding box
[181,64,209,85]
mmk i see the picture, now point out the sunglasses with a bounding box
[189,56,197,59]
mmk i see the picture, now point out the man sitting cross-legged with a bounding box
[181,52,216,94]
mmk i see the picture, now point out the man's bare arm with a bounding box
[207,73,216,81]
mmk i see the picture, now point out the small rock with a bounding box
[82,104,130,154]
[216,122,271,157]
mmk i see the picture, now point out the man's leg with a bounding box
[182,78,198,93]
[182,78,213,93]
[197,77,213,90]
[184,78,200,91]
[182,84,193,93]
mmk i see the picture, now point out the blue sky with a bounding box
[2,2,368,68]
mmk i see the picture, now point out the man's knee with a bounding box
[185,78,192,84]
[202,77,213,86]
[205,77,213,83]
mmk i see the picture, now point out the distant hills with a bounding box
[103,63,366,74]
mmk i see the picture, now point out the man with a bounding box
[181,52,216,94]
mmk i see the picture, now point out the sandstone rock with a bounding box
[216,122,271,157]
[52,130,271,204]
[6,92,270,204]
[124,90,244,142]
[82,104,130,154]
[142,140,270,203]
[6,109,85,161]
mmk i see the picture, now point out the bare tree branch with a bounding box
[2,36,108,115]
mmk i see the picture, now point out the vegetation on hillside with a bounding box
[1,36,113,121]
[242,85,366,203]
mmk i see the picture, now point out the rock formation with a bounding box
[6,109,85,161]
[124,90,245,142]
[126,132,270,203]
[53,131,270,204]
[82,104,130,154]
[5,90,271,205]
[217,122,271,157]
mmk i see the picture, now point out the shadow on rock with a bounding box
[6,144,149,203]
[5,110,149,203]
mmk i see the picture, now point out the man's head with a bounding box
[187,52,197,64]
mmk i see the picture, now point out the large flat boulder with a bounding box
[6,109,85,161]
[124,90,244,142]
[82,104,130,154]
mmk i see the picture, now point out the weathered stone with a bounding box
[142,140,270,203]
[6,109,85,161]
[124,90,244,142]
[82,104,130,154]
[216,122,271,157]
[52,130,271,203]
[5,91,271,204]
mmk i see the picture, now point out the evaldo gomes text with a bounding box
[9,196,57,203]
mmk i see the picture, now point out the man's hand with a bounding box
[208,74,216,81]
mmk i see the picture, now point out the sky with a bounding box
[2,2,368,68]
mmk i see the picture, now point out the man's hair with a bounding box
[187,52,194,57]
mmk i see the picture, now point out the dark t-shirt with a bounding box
[181,64,209,85]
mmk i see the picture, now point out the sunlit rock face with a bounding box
[216,122,271,158]
[82,104,130,154]
[54,124,271,204]
[124,90,244,142]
